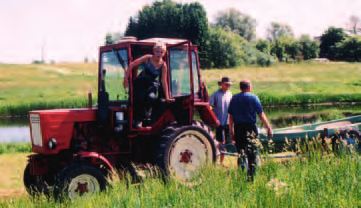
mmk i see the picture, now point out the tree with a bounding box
[270,36,300,62]
[213,8,256,42]
[105,33,114,46]
[284,38,300,60]
[334,36,361,62]
[319,27,347,60]
[206,27,244,68]
[124,0,210,67]
[267,22,294,42]
[104,32,123,46]
[255,39,271,54]
[299,35,319,60]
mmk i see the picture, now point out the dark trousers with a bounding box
[216,125,230,144]
[133,78,159,122]
[234,123,258,179]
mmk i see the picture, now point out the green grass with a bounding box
[1,62,361,116]
[2,151,360,207]
[0,143,32,154]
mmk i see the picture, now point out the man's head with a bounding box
[239,79,252,92]
[218,77,233,92]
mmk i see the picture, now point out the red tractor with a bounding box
[24,38,220,199]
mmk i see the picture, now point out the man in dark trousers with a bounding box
[209,77,233,165]
[228,80,273,180]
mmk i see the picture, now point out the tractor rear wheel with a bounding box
[155,122,216,185]
[54,163,107,200]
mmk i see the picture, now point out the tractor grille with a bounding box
[30,114,43,147]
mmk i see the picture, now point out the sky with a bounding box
[0,0,360,63]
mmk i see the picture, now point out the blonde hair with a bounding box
[154,40,166,51]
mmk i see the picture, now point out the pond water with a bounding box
[1,104,361,143]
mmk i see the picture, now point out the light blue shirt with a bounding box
[209,89,232,126]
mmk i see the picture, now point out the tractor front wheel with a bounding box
[155,124,216,185]
[54,163,107,200]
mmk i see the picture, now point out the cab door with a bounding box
[167,41,194,125]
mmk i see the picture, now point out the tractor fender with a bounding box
[74,151,114,172]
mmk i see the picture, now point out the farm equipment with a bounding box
[24,38,220,199]
[258,115,361,153]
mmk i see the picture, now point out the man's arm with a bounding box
[258,112,273,138]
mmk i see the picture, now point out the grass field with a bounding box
[0,150,359,207]
[1,62,361,116]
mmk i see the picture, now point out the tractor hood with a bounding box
[28,108,97,154]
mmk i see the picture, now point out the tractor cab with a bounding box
[97,38,216,134]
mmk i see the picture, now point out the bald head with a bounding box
[239,80,252,92]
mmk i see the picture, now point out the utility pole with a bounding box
[41,38,46,63]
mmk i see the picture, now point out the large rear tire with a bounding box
[155,122,216,185]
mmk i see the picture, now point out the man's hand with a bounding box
[161,98,175,103]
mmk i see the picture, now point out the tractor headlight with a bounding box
[48,138,57,150]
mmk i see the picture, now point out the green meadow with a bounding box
[1,62,361,116]
[1,149,360,207]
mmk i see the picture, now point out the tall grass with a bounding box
[2,138,360,207]
[0,98,92,117]
[3,154,360,207]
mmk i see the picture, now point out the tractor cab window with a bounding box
[100,49,128,101]
[169,49,191,97]
[169,49,200,98]
[192,51,200,97]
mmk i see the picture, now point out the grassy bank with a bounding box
[1,62,361,116]
[1,152,360,207]
[0,143,31,155]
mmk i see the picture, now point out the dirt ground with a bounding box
[0,153,28,199]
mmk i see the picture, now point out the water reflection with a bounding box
[0,117,29,143]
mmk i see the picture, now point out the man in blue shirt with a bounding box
[228,80,273,180]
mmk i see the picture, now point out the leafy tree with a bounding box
[124,0,210,67]
[213,8,256,42]
[105,33,114,46]
[319,27,347,60]
[255,39,271,54]
[207,27,245,68]
[104,33,123,46]
[284,38,300,60]
[299,35,319,60]
[267,22,294,42]
[206,27,275,68]
[334,36,361,62]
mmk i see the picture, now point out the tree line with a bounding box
[105,0,361,68]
